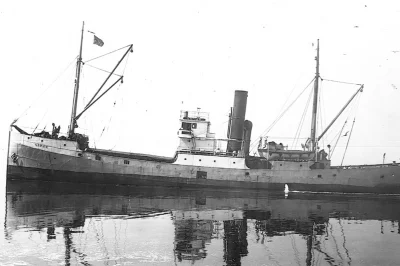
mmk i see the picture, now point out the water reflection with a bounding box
[3,180,400,265]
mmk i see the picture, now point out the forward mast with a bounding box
[310,39,320,154]
[68,22,85,138]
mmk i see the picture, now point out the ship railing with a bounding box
[180,110,209,121]
[177,149,240,157]
[331,162,400,169]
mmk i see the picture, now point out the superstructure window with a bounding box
[182,122,192,131]
[181,122,197,130]
[124,160,130,165]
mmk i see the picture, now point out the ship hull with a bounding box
[6,165,282,190]
[7,129,400,194]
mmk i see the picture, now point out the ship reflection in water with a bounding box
[2,180,400,265]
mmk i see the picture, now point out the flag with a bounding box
[93,35,104,47]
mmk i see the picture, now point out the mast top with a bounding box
[309,39,320,152]
[68,22,85,138]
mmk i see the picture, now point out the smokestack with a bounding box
[227,90,248,152]
[242,120,253,156]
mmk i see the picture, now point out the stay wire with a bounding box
[339,92,362,164]
[266,77,316,134]
[98,51,131,143]
[250,77,315,152]
[84,63,123,77]
[322,85,361,143]
[15,55,78,122]
[292,87,313,149]
[84,45,132,63]
[329,92,361,160]
[31,110,50,134]
[341,118,356,166]
[320,78,362,86]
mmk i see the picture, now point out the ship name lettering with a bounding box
[35,143,49,148]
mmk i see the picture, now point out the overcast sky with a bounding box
[1,0,400,166]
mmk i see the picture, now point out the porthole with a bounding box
[64,144,66,147]
[184,158,187,160]
[41,140,43,142]
[233,162,236,164]
[214,160,216,162]
[199,159,202,162]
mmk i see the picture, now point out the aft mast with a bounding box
[310,39,320,154]
[68,21,85,138]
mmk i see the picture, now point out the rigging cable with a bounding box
[320,78,362,86]
[340,118,356,166]
[276,73,308,120]
[329,121,347,160]
[339,92,362,165]
[328,98,355,159]
[292,87,313,149]
[84,45,132,63]
[15,56,78,123]
[324,85,363,161]
[84,63,123,77]
[31,110,50,134]
[98,51,131,146]
[249,77,315,153]
[264,77,315,135]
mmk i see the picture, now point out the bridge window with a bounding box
[181,122,192,131]
[181,122,197,130]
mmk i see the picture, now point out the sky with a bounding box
[2,0,400,167]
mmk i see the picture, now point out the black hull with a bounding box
[7,165,284,191]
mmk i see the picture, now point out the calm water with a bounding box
[1,180,400,266]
